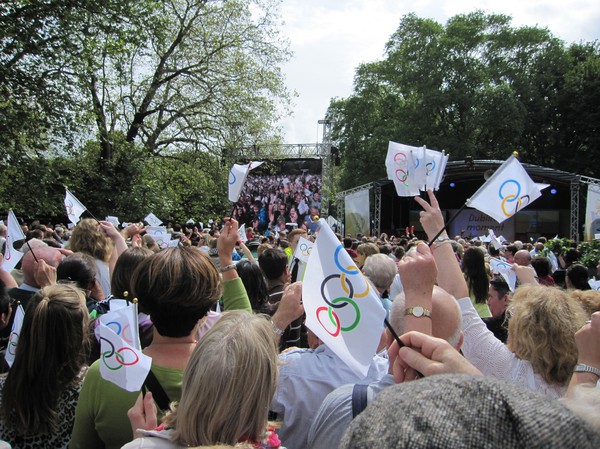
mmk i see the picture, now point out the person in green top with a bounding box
[69,218,252,449]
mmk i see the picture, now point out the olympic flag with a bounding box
[228,161,264,203]
[385,142,420,197]
[4,304,25,368]
[466,155,548,223]
[293,236,313,264]
[303,219,386,377]
[100,302,141,350]
[98,321,151,392]
[489,257,517,292]
[2,210,26,273]
[64,188,87,225]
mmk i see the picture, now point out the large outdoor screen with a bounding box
[232,158,323,233]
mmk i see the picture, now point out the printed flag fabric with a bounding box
[411,146,427,191]
[466,155,547,223]
[228,161,264,203]
[4,304,25,367]
[293,236,313,264]
[106,216,120,227]
[144,213,163,227]
[385,142,420,197]
[386,142,448,196]
[424,149,445,191]
[489,257,517,292]
[488,229,502,250]
[166,239,179,248]
[151,235,172,249]
[303,219,386,377]
[238,223,248,243]
[64,189,87,225]
[2,210,26,272]
[589,279,600,290]
[100,302,141,350]
[99,322,151,392]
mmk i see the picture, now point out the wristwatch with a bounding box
[574,363,600,378]
[270,318,285,336]
[404,306,432,318]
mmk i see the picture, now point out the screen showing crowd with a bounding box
[232,158,323,233]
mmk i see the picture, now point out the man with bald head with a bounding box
[2,246,68,346]
[306,285,463,449]
[8,246,64,302]
[513,249,532,267]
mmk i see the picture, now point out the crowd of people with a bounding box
[231,172,323,233]
[0,188,599,448]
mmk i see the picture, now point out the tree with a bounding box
[329,11,598,190]
[1,0,291,217]
[77,0,290,163]
[553,42,600,177]
[0,0,151,157]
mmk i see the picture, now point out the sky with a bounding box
[277,0,600,145]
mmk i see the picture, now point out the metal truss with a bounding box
[374,183,382,236]
[571,179,580,241]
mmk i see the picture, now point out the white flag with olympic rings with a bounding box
[99,321,151,392]
[302,219,386,377]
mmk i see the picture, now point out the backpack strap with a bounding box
[351,383,369,419]
[144,369,171,412]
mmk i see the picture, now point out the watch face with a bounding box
[413,306,425,317]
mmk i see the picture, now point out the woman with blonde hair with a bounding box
[123,311,280,449]
[0,284,89,448]
[415,189,587,398]
[503,285,586,392]
[67,219,124,298]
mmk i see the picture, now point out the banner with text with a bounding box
[448,208,516,241]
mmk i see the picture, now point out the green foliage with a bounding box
[578,240,600,268]
[1,0,290,218]
[543,238,573,257]
[330,11,600,190]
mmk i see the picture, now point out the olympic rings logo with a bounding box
[100,337,139,370]
[426,160,435,175]
[393,152,410,187]
[228,170,236,185]
[65,200,74,217]
[498,180,531,217]
[105,320,134,346]
[300,243,311,257]
[7,332,18,356]
[492,260,511,273]
[317,246,371,336]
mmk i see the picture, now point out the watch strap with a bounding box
[404,306,432,318]
[574,363,600,377]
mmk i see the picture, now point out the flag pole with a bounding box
[426,202,468,247]
[25,241,39,263]
[85,209,102,225]
[384,318,403,349]
[384,317,423,378]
